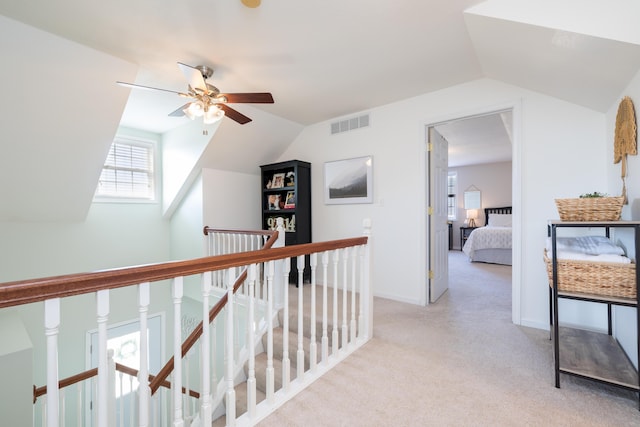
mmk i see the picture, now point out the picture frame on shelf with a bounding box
[271,172,285,189]
[324,155,373,204]
[284,191,296,209]
[286,171,295,187]
[268,194,281,210]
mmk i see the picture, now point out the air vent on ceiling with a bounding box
[331,114,370,135]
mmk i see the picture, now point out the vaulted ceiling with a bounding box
[1,0,640,220]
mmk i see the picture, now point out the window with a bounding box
[95,137,155,201]
[447,172,457,220]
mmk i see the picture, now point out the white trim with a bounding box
[93,134,159,203]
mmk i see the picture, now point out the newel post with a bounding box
[273,217,286,309]
[362,218,373,339]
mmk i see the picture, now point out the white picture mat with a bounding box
[324,156,373,204]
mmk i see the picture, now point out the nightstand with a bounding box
[460,226,477,250]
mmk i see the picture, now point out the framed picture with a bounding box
[324,155,373,204]
[268,194,281,210]
[271,172,285,189]
[284,191,296,209]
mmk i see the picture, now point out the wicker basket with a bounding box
[543,250,636,299]
[554,196,624,221]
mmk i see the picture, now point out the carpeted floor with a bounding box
[258,251,640,426]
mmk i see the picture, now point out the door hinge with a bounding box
[428,270,434,279]
[427,206,434,215]
[427,142,433,151]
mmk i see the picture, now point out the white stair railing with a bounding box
[19,220,371,427]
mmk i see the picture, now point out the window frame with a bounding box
[94,135,158,203]
[447,171,457,221]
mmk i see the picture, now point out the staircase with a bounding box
[212,282,351,426]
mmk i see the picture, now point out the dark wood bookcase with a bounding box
[260,160,311,281]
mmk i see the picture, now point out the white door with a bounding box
[428,126,449,302]
[87,315,163,426]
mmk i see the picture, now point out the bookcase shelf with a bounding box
[260,160,311,281]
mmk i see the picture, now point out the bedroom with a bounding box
[437,111,513,258]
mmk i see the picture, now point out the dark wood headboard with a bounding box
[484,206,512,226]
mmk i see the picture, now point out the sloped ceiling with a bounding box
[1,0,640,221]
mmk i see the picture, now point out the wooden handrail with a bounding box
[25,233,367,407]
[149,228,280,394]
[30,228,291,404]
[33,362,201,403]
[149,268,248,394]
[0,234,366,309]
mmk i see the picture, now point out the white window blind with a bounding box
[96,138,155,200]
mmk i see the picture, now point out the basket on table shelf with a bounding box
[554,196,624,221]
[543,250,636,299]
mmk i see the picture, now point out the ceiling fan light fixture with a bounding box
[241,0,261,8]
[184,101,205,119]
[203,106,225,124]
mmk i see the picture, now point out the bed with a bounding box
[462,206,512,265]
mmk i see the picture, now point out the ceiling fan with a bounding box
[117,62,274,125]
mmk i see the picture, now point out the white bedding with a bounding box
[462,226,512,260]
[545,236,630,264]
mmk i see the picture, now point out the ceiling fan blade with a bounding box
[168,103,191,117]
[219,104,252,124]
[177,62,207,92]
[117,81,188,96]
[221,93,274,104]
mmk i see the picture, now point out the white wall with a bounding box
[202,168,262,230]
[279,78,607,329]
[450,161,512,249]
[605,68,640,368]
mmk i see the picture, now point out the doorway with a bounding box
[86,314,163,426]
[425,104,521,324]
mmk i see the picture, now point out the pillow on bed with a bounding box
[488,213,512,227]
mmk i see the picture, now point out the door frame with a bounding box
[421,100,522,325]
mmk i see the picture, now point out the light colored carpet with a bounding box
[257,251,640,426]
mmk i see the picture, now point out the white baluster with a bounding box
[211,320,217,398]
[138,282,150,427]
[358,244,365,339]
[96,290,109,427]
[265,260,275,402]
[77,383,82,427]
[172,277,184,426]
[108,349,115,427]
[309,252,318,371]
[42,396,46,427]
[184,349,191,425]
[282,258,291,391]
[92,378,97,427]
[332,250,339,357]
[362,218,373,338]
[225,268,237,426]
[321,251,329,362]
[296,255,305,379]
[247,264,257,419]
[200,271,212,427]
[59,388,65,427]
[118,371,124,427]
[44,298,60,427]
[129,376,135,427]
[350,246,357,344]
[342,248,349,351]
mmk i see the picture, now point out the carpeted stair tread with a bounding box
[252,350,295,393]
[211,383,267,426]
[264,326,321,370]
